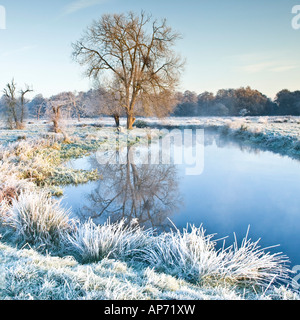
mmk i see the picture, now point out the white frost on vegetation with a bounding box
[0,118,300,300]
[0,189,297,300]
[5,191,74,249]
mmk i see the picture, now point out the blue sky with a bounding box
[0,0,300,99]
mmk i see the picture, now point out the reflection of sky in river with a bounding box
[62,130,300,267]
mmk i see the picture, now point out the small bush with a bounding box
[240,124,249,132]
[134,120,149,129]
[6,190,74,249]
[0,186,18,204]
[137,225,291,288]
[66,219,153,264]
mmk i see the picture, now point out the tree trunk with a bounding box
[127,114,136,130]
[53,119,60,133]
[37,105,42,121]
[20,102,25,125]
[15,121,24,130]
[11,106,19,128]
[113,114,120,127]
[52,106,61,133]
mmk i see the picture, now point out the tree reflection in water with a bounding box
[79,145,183,231]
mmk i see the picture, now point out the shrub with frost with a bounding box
[65,220,292,291]
[5,190,74,249]
[138,225,218,282]
[137,225,291,289]
[66,219,153,264]
[258,117,269,124]
[0,191,294,294]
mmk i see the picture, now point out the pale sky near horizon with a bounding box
[0,0,300,100]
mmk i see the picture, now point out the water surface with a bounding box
[61,130,300,267]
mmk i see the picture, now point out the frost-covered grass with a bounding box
[0,135,99,195]
[0,123,159,196]
[0,118,300,300]
[137,225,291,289]
[0,189,297,300]
[5,191,74,250]
[2,241,298,301]
[2,116,300,163]
[67,219,153,264]
[1,241,299,301]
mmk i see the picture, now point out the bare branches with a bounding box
[47,92,71,133]
[72,11,184,129]
[2,79,33,129]
[20,85,33,124]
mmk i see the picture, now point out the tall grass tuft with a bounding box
[66,219,153,264]
[137,225,291,289]
[0,188,293,291]
[5,190,74,250]
[137,225,218,283]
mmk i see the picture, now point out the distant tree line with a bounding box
[1,84,300,131]
[172,87,300,117]
[0,85,127,131]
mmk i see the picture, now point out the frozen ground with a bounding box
[2,116,299,146]
[1,116,300,140]
[0,116,300,300]
[0,241,298,301]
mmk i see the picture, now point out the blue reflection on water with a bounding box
[61,130,300,267]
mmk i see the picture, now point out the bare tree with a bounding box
[102,88,124,127]
[65,91,89,122]
[93,80,126,127]
[72,11,184,129]
[3,79,18,129]
[27,94,47,120]
[47,93,70,134]
[51,103,63,133]
[20,85,33,124]
[3,79,33,129]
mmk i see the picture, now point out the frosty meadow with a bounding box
[0,117,299,300]
[1,3,300,302]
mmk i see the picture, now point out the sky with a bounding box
[0,0,300,99]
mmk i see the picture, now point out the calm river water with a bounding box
[61,129,300,267]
